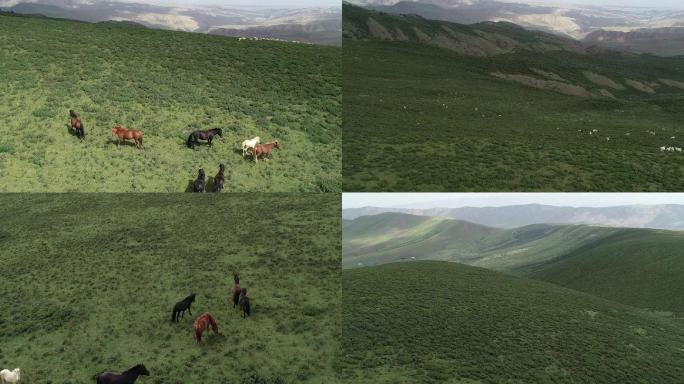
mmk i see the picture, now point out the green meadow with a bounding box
[0,194,341,383]
[0,12,341,192]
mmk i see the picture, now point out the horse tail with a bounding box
[186,133,194,148]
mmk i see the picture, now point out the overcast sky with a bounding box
[500,0,684,8]
[343,193,684,209]
[115,0,339,7]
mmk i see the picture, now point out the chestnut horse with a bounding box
[69,109,85,140]
[194,313,218,343]
[214,164,226,192]
[253,140,281,163]
[230,272,240,308]
[112,125,144,149]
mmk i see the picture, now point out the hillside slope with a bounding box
[342,261,684,383]
[0,12,340,192]
[343,4,684,191]
[0,194,340,383]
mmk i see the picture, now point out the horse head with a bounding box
[232,272,239,283]
[189,293,196,302]
[273,140,281,149]
[219,163,226,172]
[198,169,205,179]
[134,364,150,376]
[215,128,223,138]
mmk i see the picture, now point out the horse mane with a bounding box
[123,364,144,374]
[185,293,196,302]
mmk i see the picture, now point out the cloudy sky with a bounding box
[115,0,339,7]
[501,0,684,8]
[343,193,684,209]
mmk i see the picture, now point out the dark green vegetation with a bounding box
[344,212,684,315]
[0,194,340,383]
[341,261,684,384]
[342,4,684,191]
[0,12,340,192]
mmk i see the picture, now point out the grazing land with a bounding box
[0,12,340,192]
[342,4,684,191]
[0,194,341,383]
[341,261,684,383]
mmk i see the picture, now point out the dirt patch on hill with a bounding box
[583,71,625,90]
[413,27,431,42]
[491,72,591,98]
[531,68,567,82]
[625,79,656,94]
[659,78,684,90]
[367,17,392,40]
[394,27,409,41]
[596,89,617,99]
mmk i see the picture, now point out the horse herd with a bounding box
[68,110,282,162]
[1,272,252,384]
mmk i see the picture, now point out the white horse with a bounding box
[241,136,260,157]
[0,368,20,384]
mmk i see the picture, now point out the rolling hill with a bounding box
[0,193,341,383]
[584,28,684,57]
[341,261,684,383]
[342,4,684,191]
[0,11,340,192]
[343,212,684,315]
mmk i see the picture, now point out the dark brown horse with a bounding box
[238,288,251,318]
[230,272,240,308]
[69,109,85,140]
[95,364,149,384]
[186,128,223,149]
[193,169,205,192]
[253,140,280,163]
[214,164,225,192]
[194,313,218,343]
[112,125,144,149]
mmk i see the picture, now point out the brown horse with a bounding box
[253,140,281,163]
[230,272,241,308]
[194,313,218,343]
[69,109,85,140]
[112,125,144,149]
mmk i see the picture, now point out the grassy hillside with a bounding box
[343,4,684,191]
[341,261,684,384]
[0,194,340,383]
[530,228,684,315]
[0,12,340,192]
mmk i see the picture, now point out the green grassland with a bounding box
[342,4,684,191]
[0,194,340,383]
[0,12,340,192]
[341,261,684,384]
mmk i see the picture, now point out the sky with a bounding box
[500,0,684,8]
[114,0,340,7]
[343,193,684,209]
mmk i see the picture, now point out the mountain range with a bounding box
[0,0,341,45]
[346,0,684,55]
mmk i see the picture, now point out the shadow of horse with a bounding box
[65,123,79,138]
[109,138,141,148]
[185,177,216,192]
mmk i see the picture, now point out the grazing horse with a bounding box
[238,288,251,318]
[186,128,223,149]
[193,169,205,192]
[253,140,280,163]
[194,313,218,343]
[69,109,85,140]
[214,164,226,192]
[241,136,260,157]
[112,125,144,149]
[171,293,196,322]
[95,364,149,384]
[0,368,20,384]
[230,272,241,308]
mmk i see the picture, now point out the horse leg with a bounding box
[208,138,212,147]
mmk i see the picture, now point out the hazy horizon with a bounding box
[106,0,340,8]
[343,193,684,209]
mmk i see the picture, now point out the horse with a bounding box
[230,272,241,308]
[69,109,85,140]
[241,137,260,157]
[112,125,144,149]
[0,368,20,384]
[253,140,280,163]
[214,164,225,192]
[193,169,205,192]
[171,293,196,322]
[95,364,149,384]
[194,313,218,343]
[187,128,223,149]
[238,288,251,318]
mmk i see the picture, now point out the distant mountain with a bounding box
[584,28,684,57]
[346,0,684,55]
[0,0,341,45]
[342,204,684,230]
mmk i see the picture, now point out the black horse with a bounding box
[96,364,149,384]
[214,164,225,192]
[171,293,196,322]
[238,288,251,318]
[193,169,205,193]
[186,128,223,149]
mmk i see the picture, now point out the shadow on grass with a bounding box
[185,177,217,192]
